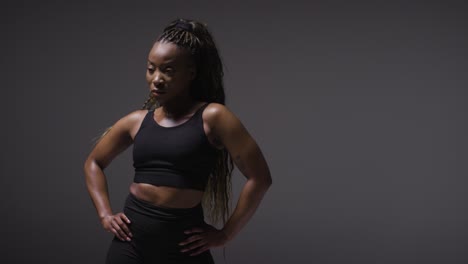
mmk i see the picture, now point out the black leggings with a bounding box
[105,192,215,264]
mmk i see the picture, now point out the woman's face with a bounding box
[146,41,196,102]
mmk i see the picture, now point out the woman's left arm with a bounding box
[212,105,273,242]
[179,104,272,255]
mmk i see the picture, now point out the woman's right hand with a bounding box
[101,212,133,241]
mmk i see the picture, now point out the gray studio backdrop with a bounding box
[3,1,467,263]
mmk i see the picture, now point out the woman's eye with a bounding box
[147,68,155,72]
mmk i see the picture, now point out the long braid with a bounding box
[157,18,234,226]
[157,18,234,261]
[141,91,155,110]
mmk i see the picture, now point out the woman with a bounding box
[83,18,272,264]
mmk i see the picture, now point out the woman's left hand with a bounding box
[179,223,229,256]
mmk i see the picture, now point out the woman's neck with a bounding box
[159,95,199,118]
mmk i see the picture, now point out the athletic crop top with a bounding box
[132,103,218,191]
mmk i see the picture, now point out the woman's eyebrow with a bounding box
[147,59,176,66]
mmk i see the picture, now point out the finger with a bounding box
[189,246,209,256]
[179,234,203,246]
[120,224,133,238]
[111,221,128,241]
[116,218,132,237]
[181,240,207,253]
[111,223,126,241]
[119,213,131,224]
[111,227,124,241]
[114,217,132,239]
[184,227,205,234]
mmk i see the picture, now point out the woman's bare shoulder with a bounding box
[122,109,150,134]
[203,102,231,119]
[124,109,149,123]
[109,109,149,135]
[203,102,245,132]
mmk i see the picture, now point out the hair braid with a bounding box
[158,20,234,261]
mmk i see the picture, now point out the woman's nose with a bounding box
[153,72,164,85]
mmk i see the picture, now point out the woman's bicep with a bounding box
[213,106,272,184]
[86,114,134,170]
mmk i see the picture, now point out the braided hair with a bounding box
[153,18,234,227]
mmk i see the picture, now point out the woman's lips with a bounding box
[152,89,166,94]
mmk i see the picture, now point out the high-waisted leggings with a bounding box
[105,192,215,264]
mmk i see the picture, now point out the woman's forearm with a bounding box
[221,178,271,242]
[83,159,114,220]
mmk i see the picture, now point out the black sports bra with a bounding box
[132,103,218,191]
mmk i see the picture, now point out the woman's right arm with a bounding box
[83,110,142,240]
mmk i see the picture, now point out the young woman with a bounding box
[83,18,272,264]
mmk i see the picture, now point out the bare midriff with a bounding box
[129,182,205,209]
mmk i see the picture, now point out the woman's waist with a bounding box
[133,170,209,192]
[129,182,204,209]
